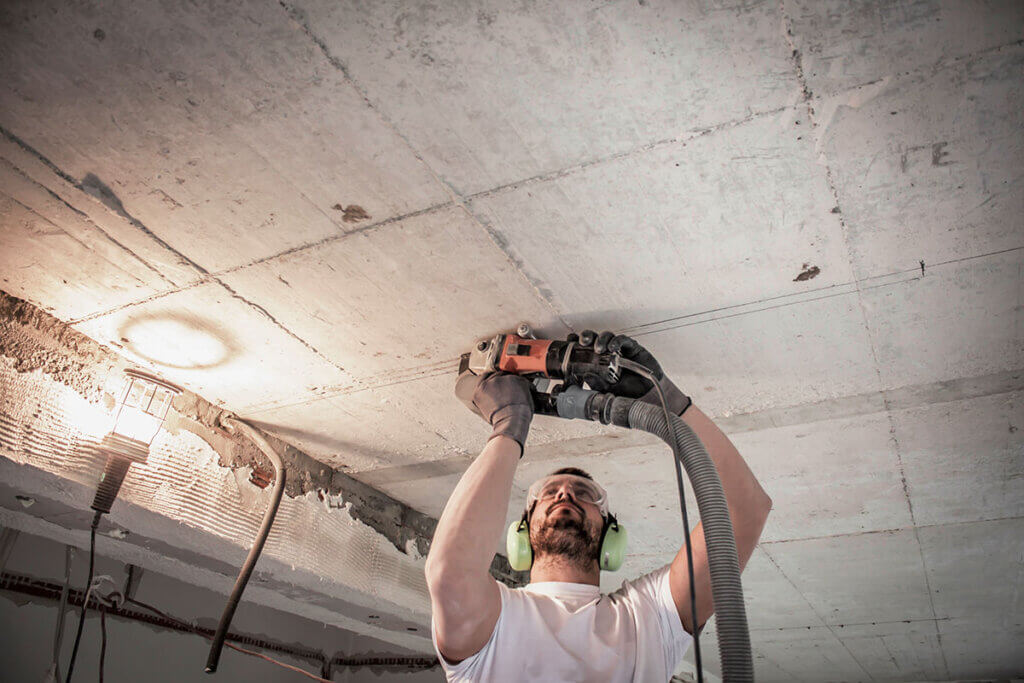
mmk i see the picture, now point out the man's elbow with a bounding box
[749,491,772,534]
[425,555,465,596]
[424,555,445,592]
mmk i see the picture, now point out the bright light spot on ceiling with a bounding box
[119,314,235,370]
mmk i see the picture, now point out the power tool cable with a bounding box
[617,357,704,682]
[64,509,101,683]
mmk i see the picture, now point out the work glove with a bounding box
[455,370,534,456]
[569,330,692,416]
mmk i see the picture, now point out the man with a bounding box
[425,331,772,681]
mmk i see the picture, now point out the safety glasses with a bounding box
[527,474,608,516]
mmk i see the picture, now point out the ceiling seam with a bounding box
[276,0,572,331]
[810,37,1024,103]
[776,12,944,677]
[2,192,157,288]
[748,616,950,633]
[0,126,211,278]
[215,199,457,275]
[761,541,875,680]
[212,279,348,374]
[0,156,176,288]
[761,514,1023,546]
[462,106,792,202]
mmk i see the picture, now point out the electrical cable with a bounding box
[49,545,74,682]
[617,358,703,683]
[126,597,333,683]
[99,606,107,683]
[64,510,101,683]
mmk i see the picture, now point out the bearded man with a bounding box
[425,331,772,682]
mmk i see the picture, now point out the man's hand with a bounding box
[455,370,535,454]
[570,330,692,416]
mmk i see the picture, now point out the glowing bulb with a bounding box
[102,370,181,463]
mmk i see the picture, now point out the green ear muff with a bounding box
[599,515,627,572]
[506,516,533,571]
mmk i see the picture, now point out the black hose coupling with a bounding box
[555,386,634,427]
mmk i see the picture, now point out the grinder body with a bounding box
[459,332,623,420]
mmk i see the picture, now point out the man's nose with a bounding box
[555,486,577,502]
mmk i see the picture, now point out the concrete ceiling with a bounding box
[1,0,1022,680]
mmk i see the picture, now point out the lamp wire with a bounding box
[64,510,101,683]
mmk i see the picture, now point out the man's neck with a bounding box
[528,554,600,586]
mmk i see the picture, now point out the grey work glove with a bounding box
[570,330,692,416]
[455,371,534,455]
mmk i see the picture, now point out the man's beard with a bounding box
[532,511,601,570]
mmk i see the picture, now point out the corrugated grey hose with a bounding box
[205,416,286,674]
[627,401,753,682]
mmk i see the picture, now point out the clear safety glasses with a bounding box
[526,474,608,516]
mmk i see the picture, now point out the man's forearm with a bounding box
[425,435,521,582]
[682,405,772,525]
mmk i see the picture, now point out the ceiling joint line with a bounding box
[462,105,792,203]
[810,37,1024,103]
[68,281,206,325]
[758,544,830,626]
[0,123,210,281]
[212,199,456,276]
[277,0,570,329]
[213,279,347,374]
[765,522,874,679]
[776,19,935,675]
[0,156,176,288]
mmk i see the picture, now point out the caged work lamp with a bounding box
[91,369,182,515]
[66,369,182,683]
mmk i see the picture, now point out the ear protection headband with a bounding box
[505,508,627,572]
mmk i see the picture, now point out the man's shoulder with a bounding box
[608,564,673,600]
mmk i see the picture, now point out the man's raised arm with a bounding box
[424,372,534,662]
[569,329,772,635]
[669,405,772,634]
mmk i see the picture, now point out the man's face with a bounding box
[528,475,606,567]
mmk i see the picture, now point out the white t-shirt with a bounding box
[432,565,692,682]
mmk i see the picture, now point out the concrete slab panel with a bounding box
[834,619,947,682]
[73,282,349,412]
[294,0,800,194]
[729,412,912,542]
[633,287,880,418]
[0,0,448,272]
[0,183,165,321]
[469,108,851,331]
[0,135,202,293]
[764,529,934,625]
[863,249,1024,390]
[713,626,869,682]
[919,517,1024,622]
[738,548,827,630]
[785,0,1024,95]
[816,46,1024,279]
[937,616,1024,680]
[220,206,566,382]
[894,390,1024,527]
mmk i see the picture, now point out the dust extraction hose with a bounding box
[554,386,753,681]
[626,400,753,682]
[205,416,286,674]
